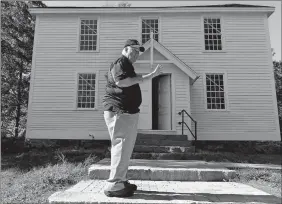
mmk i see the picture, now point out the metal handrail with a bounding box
[178,109,197,152]
[180,109,196,124]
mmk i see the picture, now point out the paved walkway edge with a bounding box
[48,180,281,204]
[208,161,281,170]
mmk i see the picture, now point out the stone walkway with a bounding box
[49,180,281,204]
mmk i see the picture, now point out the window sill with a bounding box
[204,109,230,112]
[202,50,226,53]
[77,50,100,53]
[75,108,99,111]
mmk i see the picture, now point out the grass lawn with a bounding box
[231,168,281,198]
[1,153,100,203]
[1,150,281,203]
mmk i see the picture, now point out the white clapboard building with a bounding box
[27,4,280,141]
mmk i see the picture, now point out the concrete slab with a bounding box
[88,159,236,181]
[49,180,281,204]
[133,145,194,153]
[207,161,281,170]
[96,159,224,169]
[98,159,281,170]
[135,139,193,147]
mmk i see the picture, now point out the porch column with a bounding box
[150,31,154,69]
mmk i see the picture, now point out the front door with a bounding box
[158,75,172,130]
[152,74,172,130]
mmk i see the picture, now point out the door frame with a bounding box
[138,72,153,130]
[152,73,176,131]
[170,72,176,131]
[138,72,176,131]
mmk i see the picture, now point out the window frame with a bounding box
[139,16,161,45]
[77,17,100,53]
[203,72,229,112]
[74,71,99,110]
[201,15,226,53]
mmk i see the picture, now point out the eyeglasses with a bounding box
[131,47,140,53]
[130,45,140,50]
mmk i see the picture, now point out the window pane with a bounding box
[77,73,96,108]
[206,74,225,109]
[80,19,98,51]
[142,19,159,44]
[204,18,222,50]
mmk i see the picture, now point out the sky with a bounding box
[43,1,281,61]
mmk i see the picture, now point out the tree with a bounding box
[1,1,47,138]
[102,1,131,7]
[272,54,282,138]
[273,60,282,117]
[271,48,276,56]
[115,1,131,7]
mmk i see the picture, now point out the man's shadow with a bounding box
[129,190,281,203]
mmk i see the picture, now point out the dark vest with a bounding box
[102,56,142,114]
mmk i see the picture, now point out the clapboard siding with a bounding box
[27,11,280,140]
[160,13,278,140]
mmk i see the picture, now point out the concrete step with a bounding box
[130,152,200,160]
[48,180,281,204]
[135,139,193,146]
[133,145,195,153]
[88,159,236,181]
[137,133,187,141]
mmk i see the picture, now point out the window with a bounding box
[80,19,98,51]
[77,73,96,109]
[204,17,222,51]
[205,74,226,110]
[141,18,159,44]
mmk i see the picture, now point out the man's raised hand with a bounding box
[152,64,163,77]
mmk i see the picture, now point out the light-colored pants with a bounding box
[104,111,139,186]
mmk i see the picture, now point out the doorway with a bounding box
[152,74,172,130]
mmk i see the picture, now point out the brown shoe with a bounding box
[124,181,137,191]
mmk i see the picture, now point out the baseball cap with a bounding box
[124,39,145,52]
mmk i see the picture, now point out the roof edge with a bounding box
[31,3,275,9]
[138,39,199,80]
[29,6,275,18]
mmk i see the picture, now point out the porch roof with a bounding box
[138,39,200,82]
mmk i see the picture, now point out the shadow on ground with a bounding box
[131,190,282,203]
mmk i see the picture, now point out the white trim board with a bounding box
[26,15,40,137]
[29,7,275,18]
[264,14,281,139]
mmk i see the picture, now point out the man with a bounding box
[102,39,162,197]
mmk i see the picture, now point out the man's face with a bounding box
[127,46,140,63]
